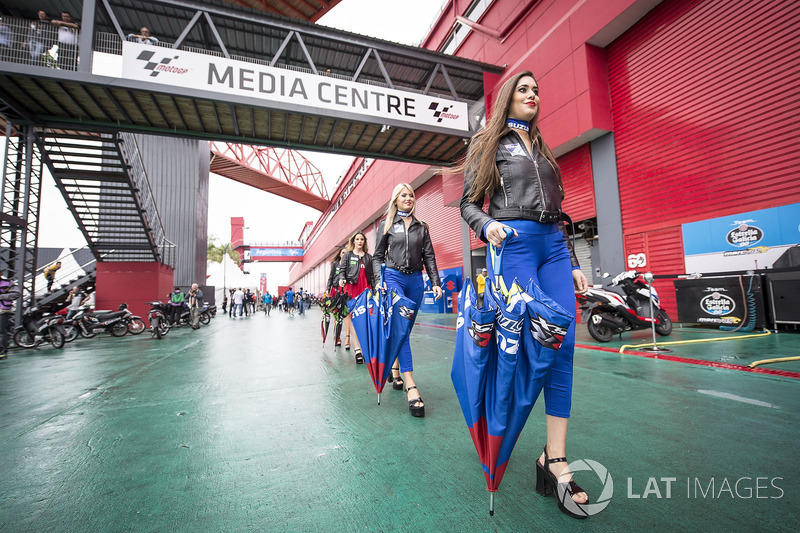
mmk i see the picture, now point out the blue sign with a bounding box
[250,247,304,257]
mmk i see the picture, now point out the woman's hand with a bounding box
[485,221,516,248]
[573,269,589,294]
[432,285,443,301]
[378,282,387,293]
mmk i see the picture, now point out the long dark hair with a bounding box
[330,246,345,266]
[460,71,563,202]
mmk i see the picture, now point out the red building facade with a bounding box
[291,0,799,319]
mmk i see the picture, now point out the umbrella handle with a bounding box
[489,228,513,296]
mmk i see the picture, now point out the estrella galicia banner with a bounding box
[681,203,800,273]
[673,276,766,328]
[121,42,470,133]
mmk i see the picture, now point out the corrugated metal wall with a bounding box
[415,174,463,269]
[559,144,595,220]
[135,134,209,287]
[608,0,800,316]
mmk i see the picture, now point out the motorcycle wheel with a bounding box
[48,327,65,349]
[80,327,97,339]
[110,322,128,337]
[64,325,79,343]
[587,314,615,342]
[199,312,210,326]
[158,322,170,338]
[655,310,673,336]
[13,329,36,348]
[128,318,146,335]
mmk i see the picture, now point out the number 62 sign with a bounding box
[627,253,646,268]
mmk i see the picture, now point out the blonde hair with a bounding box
[382,183,421,234]
[347,231,369,254]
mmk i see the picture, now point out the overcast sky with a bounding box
[21,0,449,292]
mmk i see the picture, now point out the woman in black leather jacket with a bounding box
[327,246,345,346]
[373,183,442,417]
[336,232,374,363]
[460,71,589,516]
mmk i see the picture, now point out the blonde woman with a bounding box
[373,183,442,417]
[336,232,374,364]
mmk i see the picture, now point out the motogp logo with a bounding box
[135,50,188,77]
[529,314,568,350]
[467,319,494,348]
[428,102,461,123]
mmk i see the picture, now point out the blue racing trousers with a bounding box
[486,219,577,418]
[383,267,424,373]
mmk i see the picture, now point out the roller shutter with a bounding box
[415,175,463,270]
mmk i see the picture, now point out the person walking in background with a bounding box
[188,283,204,330]
[284,287,295,316]
[232,287,244,317]
[459,70,590,515]
[263,291,272,315]
[476,267,488,306]
[298,287,306,315]
[373,184,441,417]
[221,292,228,314]
[336,232,374,364]
[43,261,61,292]
[0,269,21,359]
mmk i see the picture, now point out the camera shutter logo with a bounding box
[557,459,614,517]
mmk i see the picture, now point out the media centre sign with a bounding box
[121,42,470,133]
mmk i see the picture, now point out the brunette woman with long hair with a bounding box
[460,71,590,518]
[336,232,374,364]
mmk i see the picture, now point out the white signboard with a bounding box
[121,42,470,132]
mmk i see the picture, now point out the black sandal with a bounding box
[389,369,404,390]
[354,348,364,364]
[404,386,425,417]
[535,446,588,519]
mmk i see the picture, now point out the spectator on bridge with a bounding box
[43,261,61,292]
[187,283,203,330]
[64,286,85,320]
[0,17,13,63]
[127,27,158,45]
[373,183,442,417]
[26,10,54,67]
[168,287,184,325]
[336,231,374,365]
[0,269,21,359]
[51,11,78,70]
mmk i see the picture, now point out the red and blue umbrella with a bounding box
[348,283,416,404]
[451,235,574,515]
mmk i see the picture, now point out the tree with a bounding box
[207,238,239,264]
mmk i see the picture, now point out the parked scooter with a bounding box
[146,301,171,339]
[13,307,66,349]
[75,303,135,338]
[576,270,673,342]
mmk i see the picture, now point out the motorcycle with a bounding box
[75,303,135,338]
[576,270,673,342]
[146,301,171,339]
[13,307,66,349]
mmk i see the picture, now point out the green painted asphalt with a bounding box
[1,309,798,532]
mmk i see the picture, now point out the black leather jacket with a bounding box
[373,215,441,287]
[326,260,339,291]
[335,251,375,288]
[460,130,579,267]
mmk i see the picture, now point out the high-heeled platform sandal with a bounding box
[535,446,588,519]
[345,334,351,350]
[354,348,364,364]
[389,369,404,390]
[404,386,425,417]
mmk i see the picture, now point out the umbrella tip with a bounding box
[489,510,494,516]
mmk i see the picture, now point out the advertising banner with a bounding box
[121,42,470,133]
[682,203,800,273]
[674,276,766,328]
[250,247,303,258]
